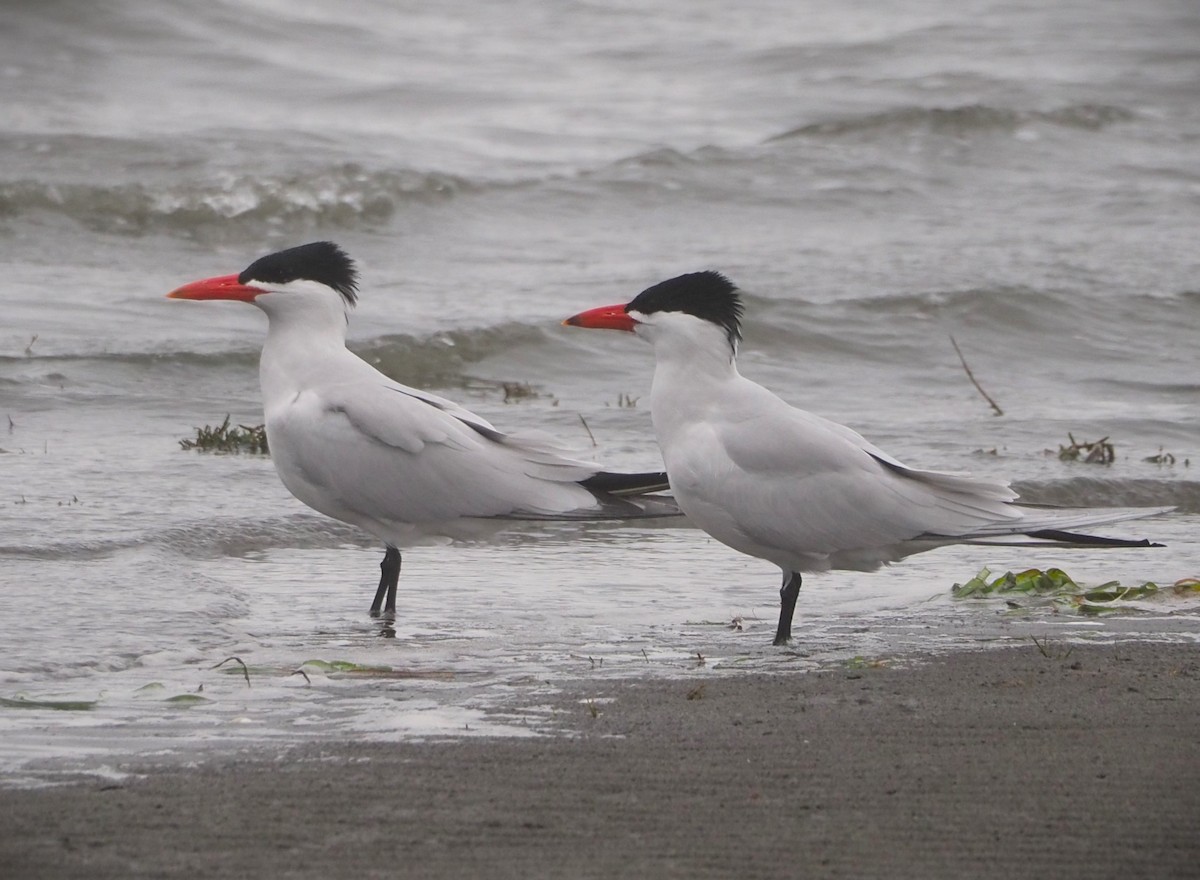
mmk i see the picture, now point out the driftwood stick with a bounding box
[949,335,1003,416]
[577,413,597,446]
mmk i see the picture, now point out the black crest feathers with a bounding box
[626,271,743,350]
[239,241,359,305]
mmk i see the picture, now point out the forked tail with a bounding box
[579,470,671,496]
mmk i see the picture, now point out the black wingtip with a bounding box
[1025,529,1164,548]
[579,470,672,497]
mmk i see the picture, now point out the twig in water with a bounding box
[212,656,252,687]
[1031,635,1073,660]
[578,413,597,447]
[1058,433,1114,464]
[949,335,1003,416]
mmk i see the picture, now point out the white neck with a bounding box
[253,284,352,408]
[636,313,742,446]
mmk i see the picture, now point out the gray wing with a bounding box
[267,377,603,527]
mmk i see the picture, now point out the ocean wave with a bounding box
[357,323,552,386]
[768,103,1136,142]
[784,285,1195,342]
[0,349,259,372]
[1012,477,1200,513]
[0,164,472,237]
[0,514,371,562]
[836,285,1074,330]
[741,285,1083,362]
[157,514,372,558]
[3,479,1187,565]
[0,322,551,386]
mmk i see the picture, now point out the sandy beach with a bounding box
[3,640,1197,879]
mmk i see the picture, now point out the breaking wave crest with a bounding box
[0,164,473,238]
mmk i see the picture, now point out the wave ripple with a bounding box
[0,164,469,237]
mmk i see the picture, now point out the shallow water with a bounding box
[2,0,1198,784]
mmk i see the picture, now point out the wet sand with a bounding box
[3,640,1198,879]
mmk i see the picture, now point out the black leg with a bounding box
[370,546,401,617]
[773,571,802,646]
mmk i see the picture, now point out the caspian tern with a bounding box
[167,241,675,619]
[565,271,1169,645]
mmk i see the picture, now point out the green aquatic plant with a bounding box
[164,694,211,705]
[179,415,268,454]
[298,659,393,675]
[953,567,1200,614]
[0,696,97,711]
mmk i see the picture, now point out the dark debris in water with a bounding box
[500,381,544,403]
[180,415,268,455]
[1143,448,1187,467]
[1056,432,1114,465]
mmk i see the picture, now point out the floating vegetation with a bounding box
[0,695,97,711]
[953,567,1200,614]
[210,658,455,681]
[460,377,556,405]
[1057,433,1114,464]
[501,381,541,403]
[164,694,211,705]
[179,415,268,454]
[297,659,396,676]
